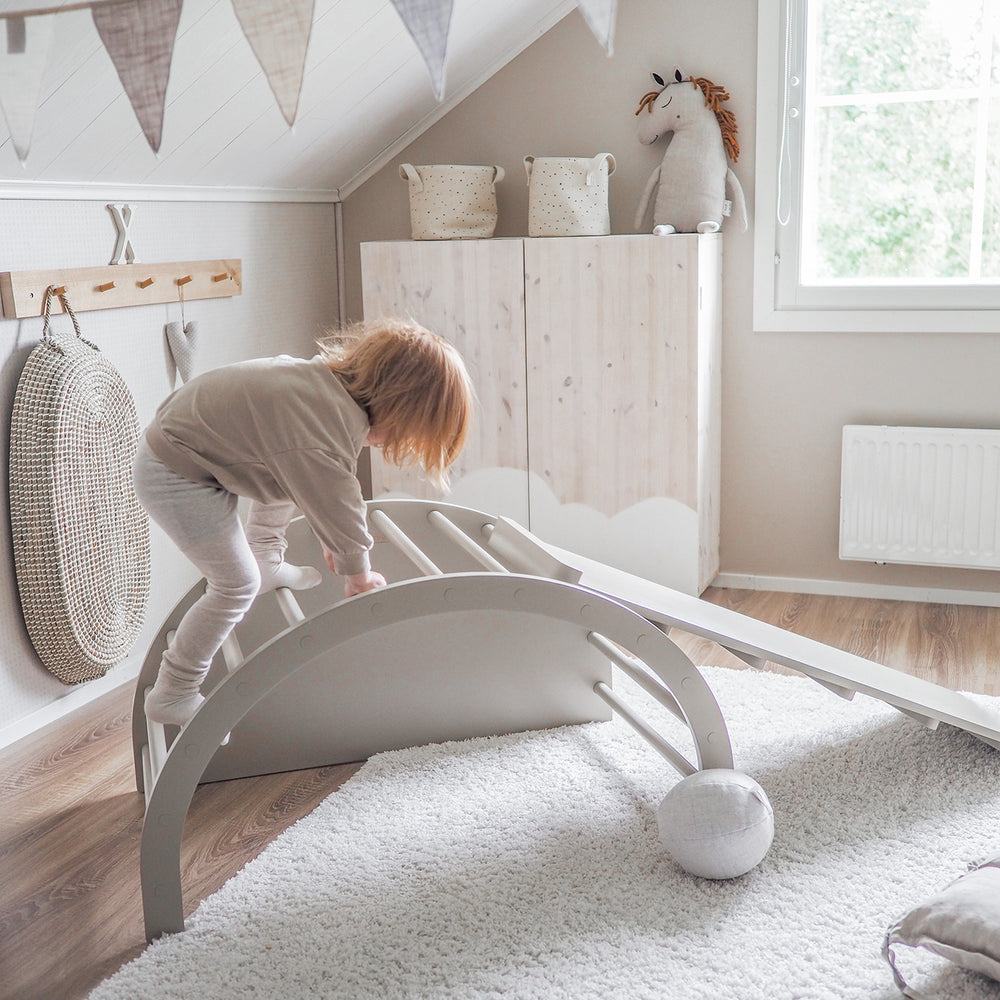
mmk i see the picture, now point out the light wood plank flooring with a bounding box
[3,589,1000,1000]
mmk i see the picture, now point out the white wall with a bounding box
[342,0,1000,605]
[0,198,339,745]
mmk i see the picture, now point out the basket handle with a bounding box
[41,286,98,351]
[399,163,423,193]
[585,152,616,185]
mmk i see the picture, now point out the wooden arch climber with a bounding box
[132,499,735,942]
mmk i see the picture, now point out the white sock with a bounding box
[255,555,322,594]
[244,499,321,594]
[144,682,205,728]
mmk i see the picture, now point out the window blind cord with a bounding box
[776,0,795,227]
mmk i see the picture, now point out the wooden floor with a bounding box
[3,588,1000,1000]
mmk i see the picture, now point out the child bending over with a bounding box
[134,317,474,728]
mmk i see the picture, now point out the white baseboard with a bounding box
[712,573,1000,608]
[0,666,139,754]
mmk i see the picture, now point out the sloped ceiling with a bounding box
[0,0,576,198]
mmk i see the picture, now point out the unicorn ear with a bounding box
[652,72,666,87]
[674,68,683,83]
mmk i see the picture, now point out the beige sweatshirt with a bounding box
[145,354,373,576]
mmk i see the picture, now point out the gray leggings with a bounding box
[132,437,260,685]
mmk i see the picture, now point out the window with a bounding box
[754,0,1000,331]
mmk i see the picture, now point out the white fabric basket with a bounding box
[399,163,505,240]
[524,152,616,237]
[9,288,150,684]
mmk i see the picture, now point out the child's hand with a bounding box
[343,570,387,597]
[321,543,337,574]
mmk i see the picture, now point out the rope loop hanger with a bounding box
[40,285,97,352]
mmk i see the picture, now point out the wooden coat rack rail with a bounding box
[0,259,242,319]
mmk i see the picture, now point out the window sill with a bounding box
[752,299,1000,334]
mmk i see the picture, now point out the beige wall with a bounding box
[342,0,1000,601]
[0,199,339,742]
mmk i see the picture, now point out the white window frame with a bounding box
[753,0,1000,333]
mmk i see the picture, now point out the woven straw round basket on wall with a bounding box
[9,291,150,685]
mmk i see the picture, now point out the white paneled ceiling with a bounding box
[0,0,576,197]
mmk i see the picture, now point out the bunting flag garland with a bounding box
[0,0,619,162]
[91,0,183,154]
[390,0,454,102]
[0,12,55,162]
[575,0,617,55]
[230,0,314,128]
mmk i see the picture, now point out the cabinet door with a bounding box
[360,240,529,523]
[523,235,714,593]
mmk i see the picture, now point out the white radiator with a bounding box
[839,425,1000,570]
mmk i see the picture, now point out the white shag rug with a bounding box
[90,666,1000,1000]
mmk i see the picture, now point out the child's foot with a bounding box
[256,557,322,594]
[144,684,205,728]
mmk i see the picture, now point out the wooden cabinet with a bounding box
[360,234,721,595]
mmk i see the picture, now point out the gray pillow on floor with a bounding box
[883,856,1000,996]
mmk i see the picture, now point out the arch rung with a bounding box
[370,508,442,576]
[593,681,696,778]
[484,516,582,583]
[143,686,169,804]
[221,632,244,673]
[588,631,685,721]
[141,745,154,809]
[427,509,507,572]
[274,587,306,625]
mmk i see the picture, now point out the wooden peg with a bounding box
[1,259,241,317]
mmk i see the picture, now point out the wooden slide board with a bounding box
[487,521,1000,751]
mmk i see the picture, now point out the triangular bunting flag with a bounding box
[230,0,314,128]
[575,0,617,55]
[0,13,55,162]
[390,0,453,101]
[92,0,182,154]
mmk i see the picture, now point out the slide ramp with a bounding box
[486,517,1000,751]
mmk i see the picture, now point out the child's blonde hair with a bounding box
[317,317,474,491]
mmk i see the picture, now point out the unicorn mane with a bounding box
[690,77,740,163]
[635,90,659,115]
[634,75,740,163]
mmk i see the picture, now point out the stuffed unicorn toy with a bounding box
[634,70,747,235]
